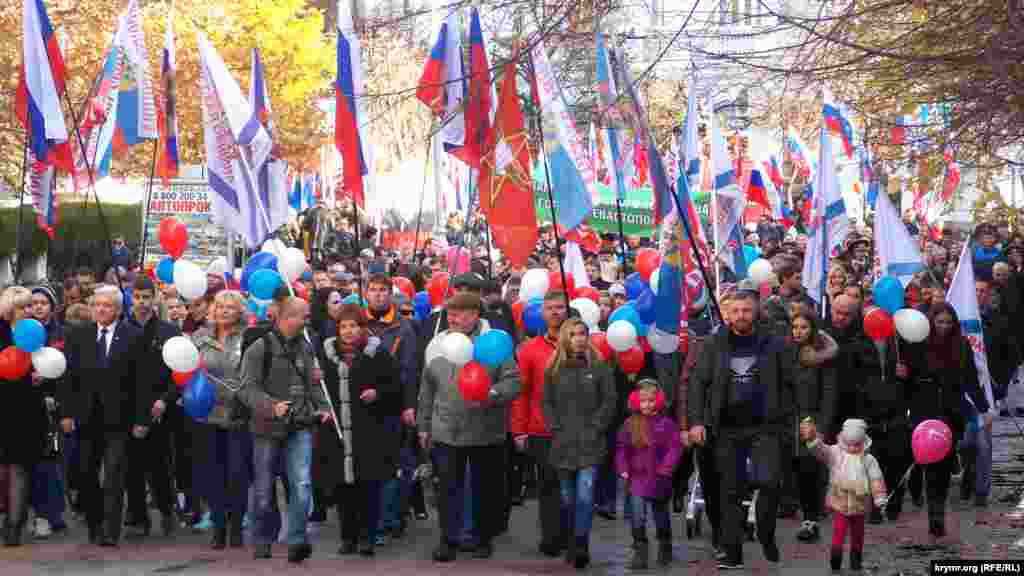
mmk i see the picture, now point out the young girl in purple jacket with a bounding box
[615,379,683,569]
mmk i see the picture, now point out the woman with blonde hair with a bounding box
[0,287,47,545]
[541,317,616,569]
[190,290,252,549]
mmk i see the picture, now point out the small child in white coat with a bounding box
[800,418,887,574]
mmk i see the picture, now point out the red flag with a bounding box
[452,8,491,168]
[479,59,536,268]
[631,133,649,189]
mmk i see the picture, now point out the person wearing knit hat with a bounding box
[800,418,887,573]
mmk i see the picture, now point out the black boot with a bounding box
[629,529,649,570]
[656,529,673,566]
[830,547,843,572]
[850,549,863,572]
[928,500,946,537]
[564,535,576,565]
[573,536,590,570]
[228,514,244,548]
[211,524,227,550]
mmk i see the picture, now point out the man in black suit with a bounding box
[61,284,144,547]
[124,276,180,538]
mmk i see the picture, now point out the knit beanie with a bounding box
[840,418,868,445]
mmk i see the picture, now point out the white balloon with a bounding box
[31,347,66,379]
[173,260,209,301]
[648,268,660,295]
[425,336,445,367]
[261,238,288,255]
[647,327,680,355]
[278,247,307,283]
[894,308,930,343]
[519,268,551,302]
[162,336,200,373]
[748,258,775,285]
[441,332,474,367]
[570,298,600,330]
[607,320,638,352]
[206,257,228,277]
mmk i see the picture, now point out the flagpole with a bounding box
[14,139,29,283]
[670,181,722,322]
[412,137,431,266]
[614,198,629,276]
[139,140,160,266]
[527,54,569,302]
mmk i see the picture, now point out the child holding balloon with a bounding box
[799,418,888,574]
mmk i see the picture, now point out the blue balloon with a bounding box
[249,269,283,300]
[156,257,175,284]
[13,319,46,353]
[625,272,646,301]
[413,291,431,321]
[241,252,279,292]
[635,287,657,324]
[872,276,905,314]
[183,371,216,421]
[342,294,368,308]
[474,329,514,367]
[524,298,546,336]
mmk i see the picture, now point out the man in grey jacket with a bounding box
[418,293,520,562]
[239,297,331,564]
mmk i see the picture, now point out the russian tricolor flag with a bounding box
[156,16,179,184]
[15,0,72,172]
[747,168,771,211]
[822,90,855,159]
[335,0,368,208]
[764,154,784,189]
[458,7,492,168]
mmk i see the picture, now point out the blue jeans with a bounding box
[630,496,671,535]
[559,467,596,539]
[252,429,312,546]
[31,460,65,529]
[962,421,993,505]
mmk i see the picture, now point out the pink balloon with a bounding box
[911,419,953,465]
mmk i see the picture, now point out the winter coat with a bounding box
[541,359,617,471]
[134,316,182,424]
[982,309,1020,391]
[417,322,520,447]
[806,437,887,516]
[615,414,683,500]
[316,337,401,489]
[0,324,46,466]
[675,331,705,432]
[365,306,419,413]
[790,332,840,442]
[904,337,987,438]
[237,329,329,439]
[687,329,795,432]
[510,335,557,437]
[192,327,247,429]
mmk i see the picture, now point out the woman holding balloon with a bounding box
[901,303,989,538]
[0,287,49,545]
[190,291,253,549]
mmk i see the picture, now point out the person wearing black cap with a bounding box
[418,272,502,364]
[687,281,794,569]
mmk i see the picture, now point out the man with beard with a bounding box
[687,285,794,569]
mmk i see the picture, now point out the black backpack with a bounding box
[241,323,275,384]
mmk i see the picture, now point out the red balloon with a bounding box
[863,306,895,341]
[635,248,661,281]
[393,276,415,300]
[159,219,188,260]
[511,301,525,330]
[617,346,645,374]
[457,361,492,402]
[0,347,32,381]
[911,419,953,465]
[591,332,612,361]
[428,272,450,307]
[172,370,195,388]
[548,271,576,299]
[291,281,309,301]
[637,336,653,354]
[158,217,178,248]
[575,286,600,304]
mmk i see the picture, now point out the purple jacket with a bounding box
[615,414,683,500]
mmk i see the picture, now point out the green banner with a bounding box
[532,163,657,237]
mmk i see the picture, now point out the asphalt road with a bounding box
[4,416,1024,575]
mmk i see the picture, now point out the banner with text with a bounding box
[142,179,229,270]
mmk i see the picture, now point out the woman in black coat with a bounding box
[902,303,988,538]
[317,303,401,556]
[0,287,47,546]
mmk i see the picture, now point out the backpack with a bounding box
[241,323,275,384]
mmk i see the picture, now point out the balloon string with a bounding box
[879,462,916,510]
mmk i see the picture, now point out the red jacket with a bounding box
[510,335,557,437]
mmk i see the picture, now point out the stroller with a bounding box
[684,452,705,539]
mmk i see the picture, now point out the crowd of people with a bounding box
[0,212,1020,573]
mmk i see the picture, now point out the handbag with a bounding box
[41,412,61,460]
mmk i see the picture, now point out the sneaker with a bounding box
[194,511,213,531]
[375,533,389,547]
[714,547,728,562]
[432,542,456,562]
[762,541,780,562]
[796,520,819,542]
[287,542,312,564]
[34,518,52,539]
[717,558,744,570]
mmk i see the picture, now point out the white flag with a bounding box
[802,126,849,305]
[873,188,923,286]
[946,242,995,413]
[563,241,591,288]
